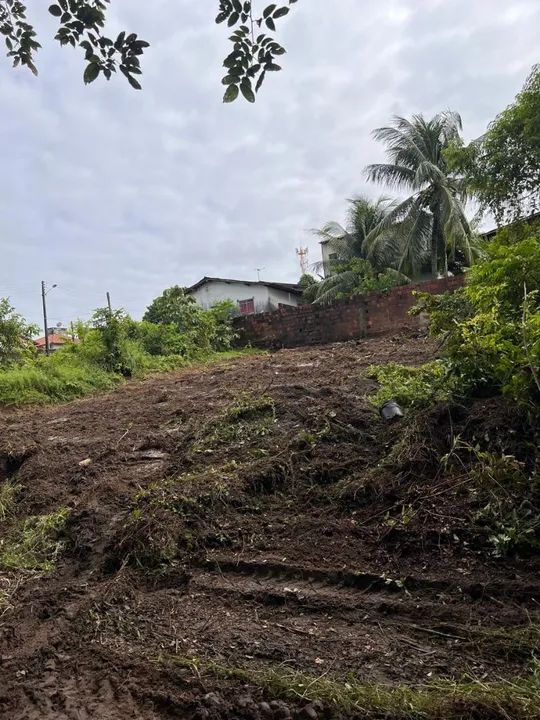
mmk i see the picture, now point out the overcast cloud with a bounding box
[0,0,538,326]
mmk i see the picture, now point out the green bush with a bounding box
[415,228,540,406]
[367,361,455,409]
[143,288,237,352]
[0,298,39,367]
[0,293,241,407]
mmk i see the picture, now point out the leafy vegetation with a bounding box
[365,112,476,278]
[143,287,237,352]
[0,352,119,406]
[413,226,540,407]
[367,361,454,409]
[0,507,70,571]
[305,258,408,305]
[306,113,482,304]
[308,196,410,303]
[0,291,240,406]
[368,222,540,558]
[447,65,540,222]
[0,0,298,99]
[0,298,38,366]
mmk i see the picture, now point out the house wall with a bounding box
[189,281,300,314]
[320,241,337,277]
[267,287,301,310]
[233,275,464,348]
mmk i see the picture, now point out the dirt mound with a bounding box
[0,335,539,719]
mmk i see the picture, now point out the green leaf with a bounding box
[127,74,142,90]
[255,70,266,92]
[223,84,239,103]
[240,80,255,103]
[48,5,62,17]
[265,17,276,31]
[83,62,100,84]
[263,4,277,17]
[215,11,228,24]
[221,75,237,85]
[266,63,281,71]
[228,65,244,76]
[228,11,240,26]
[273,7,289,18]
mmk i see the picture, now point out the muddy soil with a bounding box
[0,334,538,719]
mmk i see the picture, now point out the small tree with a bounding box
[415,225,540,406]
[447,65,540,223]
[90,307,134,376]
[0,298,38,366]
[143,287,201,333]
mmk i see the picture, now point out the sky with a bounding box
[0,0,538,327]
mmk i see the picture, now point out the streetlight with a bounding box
[41,282,58,356]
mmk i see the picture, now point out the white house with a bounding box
[187,277,303,315]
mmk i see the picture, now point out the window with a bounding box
[238,298,255,315]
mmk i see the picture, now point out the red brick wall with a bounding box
[233,275,464,349]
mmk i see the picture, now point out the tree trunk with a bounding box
[430,215,439,278]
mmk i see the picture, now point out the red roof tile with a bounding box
[34,334,70,347]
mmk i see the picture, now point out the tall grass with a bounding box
[0,349,257,407]
[0,356,119,406]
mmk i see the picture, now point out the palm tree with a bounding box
[312,195,398,276]
[308,196,408,304]
[365,112,475,278]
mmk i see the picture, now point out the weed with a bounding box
[0,481,21,519]
[0,357,120,406]
[383,504,417,528]
[466,622,540,661]
[167,656,540,719]
[225,393,275,421]
[0,350,256,408]
[0,507,70,571]
[453,446,540,557]
[367,360,455,409]
[195,414,276,454]
[116,467,240,568]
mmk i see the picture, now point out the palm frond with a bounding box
[366,111,473,277]
[313,271,359,304]
[365,163,416,189]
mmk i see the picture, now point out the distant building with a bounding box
[34,333,71,353]
[319,238,339,278]
[187,277,303,315]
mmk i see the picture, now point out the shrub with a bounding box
[0,298,38,367]
[415,229,540,406]
[367,361,455,409]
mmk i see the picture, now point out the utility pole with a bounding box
[106,291,112,315]
[70,321,75,342]
[41,281,50,356]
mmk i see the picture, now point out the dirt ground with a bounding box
[0,334,538,719]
